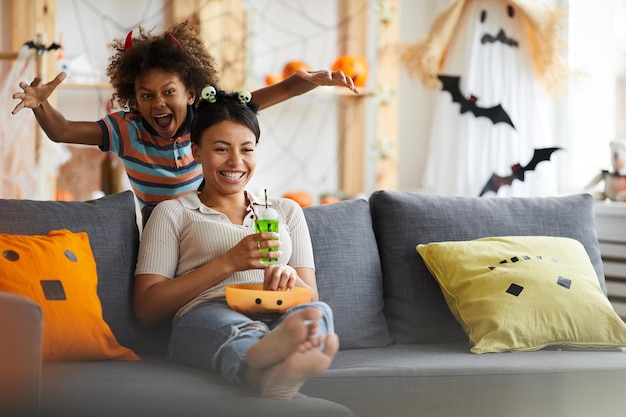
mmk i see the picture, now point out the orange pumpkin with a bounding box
[331,55,369,87]
[282,191,314,208]
[265,73,283,86]
[282,61,311,79]
[320,195,341,205]
[56,188,75,201]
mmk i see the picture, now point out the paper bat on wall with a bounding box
[479,147,562,196]
[23,40,61,55]
[437,75,515,129]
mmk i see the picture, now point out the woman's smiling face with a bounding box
[192,120,257,196]
[134,67,196,139]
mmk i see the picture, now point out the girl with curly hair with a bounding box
[12,21,357,207]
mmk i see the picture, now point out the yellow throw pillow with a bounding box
[0,229,139,362]
[417,236,626,353]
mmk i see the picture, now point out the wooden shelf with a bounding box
[305,86,373,97]
[0,52,19,60]
[58,82,113,90]
[58,82,372,96]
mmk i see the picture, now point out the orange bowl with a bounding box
[225,284,312,315]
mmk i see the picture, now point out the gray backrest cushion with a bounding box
[369,190,604,344]
[0,191,166,354]
[304,199,391,349]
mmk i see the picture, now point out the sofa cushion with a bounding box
[0,191,165,354]
[417,235,626,353]
[304,199,391,349]
[0,229,139,361]
[369,191,604,344]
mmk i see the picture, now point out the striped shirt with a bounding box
[135,192,315,320]
[97,107,203,206]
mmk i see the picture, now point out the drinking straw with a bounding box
[264,188,268,209]
[244,191,259,220]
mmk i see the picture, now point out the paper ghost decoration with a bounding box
[401,0,567,197]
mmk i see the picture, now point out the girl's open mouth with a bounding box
[155,114,173,129]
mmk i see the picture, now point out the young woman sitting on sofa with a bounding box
[133,87,339,400]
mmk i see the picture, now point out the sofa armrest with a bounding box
[0,291,42,417]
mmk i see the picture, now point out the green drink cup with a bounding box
[254,218,279,263]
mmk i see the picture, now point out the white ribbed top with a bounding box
[135,191,315,319]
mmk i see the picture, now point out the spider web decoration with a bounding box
[57,0,166,117]
[243,0,373,199]
[55,0,376,202]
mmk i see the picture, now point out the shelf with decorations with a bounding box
[57,82,113,90]
[58,82,375,97]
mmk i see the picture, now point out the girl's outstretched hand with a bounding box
[12,71,67,114]
[296,69,359,94]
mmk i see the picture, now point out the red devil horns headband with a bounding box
[167,32,182,48]
[124,30,133,51]
[124,30,182,52]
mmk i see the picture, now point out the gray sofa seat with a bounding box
[303,327,626,417]
[305,344,626,417]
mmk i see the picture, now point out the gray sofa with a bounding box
[1,190,626,417]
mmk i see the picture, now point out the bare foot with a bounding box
[260,333,339,400]
[246,307,322,370]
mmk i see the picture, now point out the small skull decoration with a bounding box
[238,90,252,105]
[201,86,217,103]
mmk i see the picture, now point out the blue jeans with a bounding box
[168,300,334,388]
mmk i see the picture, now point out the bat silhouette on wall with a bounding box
[437,75,515,129]
[479,147,562,196]
[23,40,61,55]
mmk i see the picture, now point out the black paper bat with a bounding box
[479,147,562,196]
[23,40,61,55]
[437,75,515,129]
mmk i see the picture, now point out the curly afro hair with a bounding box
[106,20,219,110]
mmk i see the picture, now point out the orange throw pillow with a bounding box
[0,229,139,362]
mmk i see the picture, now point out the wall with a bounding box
[1,0,621,200]
[396,0,442,192]
[564,0,619,193]
[0,2,9,74]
